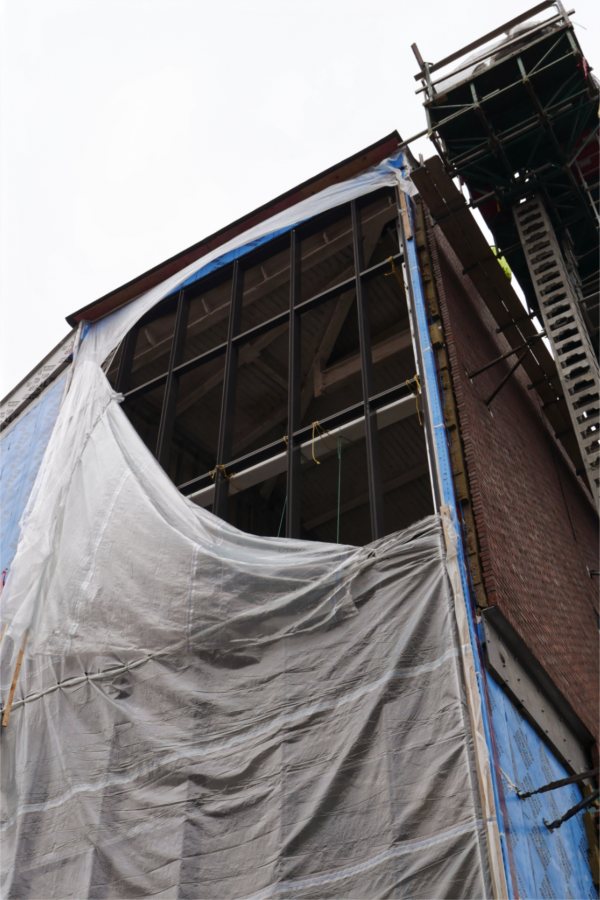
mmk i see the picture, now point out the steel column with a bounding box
[156,289,189,466]
[351,200,384,539]
[286,230,301,538]
[113,327,137,395]
[214,262,242,518]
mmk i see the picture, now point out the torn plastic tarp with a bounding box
[0,379,493,898]
[1,431,491,897]
[1,155,494,898]
[85,151,417,373]
[1,149,416,649]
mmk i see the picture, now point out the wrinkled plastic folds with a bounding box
[2,440,490,897]
[1,156,493,898]
[84,152,416,373]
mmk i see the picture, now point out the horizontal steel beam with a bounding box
[188,394,418,506]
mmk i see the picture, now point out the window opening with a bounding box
[379,415,434,535]
[168,353,226,486]
[186,394,420,538]
[301,430,371,546]
[358,188,401,269]
[122,380,166,456]
[239,238,290,333]
[104,342,123,386]
[128,295,177,390]
[228,470,288,538]
[230,322,289,460]
[363,269,414,395]
[299,206,354,302]
[299,290,362,428]
[106,188,436,545]
[182,274,231,363]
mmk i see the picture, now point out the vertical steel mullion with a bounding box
[351,200,384,539]
[113,327,137,394]
[156,289,188,466]
[214,262,242,519]
[286,231,301,538]
[395,188,442,512]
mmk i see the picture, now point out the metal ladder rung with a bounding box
[547,311,574,328]
[565,372,592,388]
[576,405,600,420]
[560,352,588,368]
[514,194,599,502]
[581,434,600,449]
[573,394,598,412]
[553,330,581,348]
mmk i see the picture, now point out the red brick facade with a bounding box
[428,224,599,740]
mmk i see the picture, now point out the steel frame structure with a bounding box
[412,0,599,336]
[110,190,432,543]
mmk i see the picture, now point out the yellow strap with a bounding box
[311,421,321,465]
[2,631,28,728]
[209,464,234,481]
[405,374,423,426]
[385,255,405,288]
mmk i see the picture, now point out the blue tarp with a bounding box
[3,157,594,898]
[166,151,409,299]
[402,173,513,893]
[0,374,67,576]
[488,675,596,899]
[403,175,595,898]
[176,226,293,293]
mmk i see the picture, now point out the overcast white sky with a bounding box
[1,0,598,396]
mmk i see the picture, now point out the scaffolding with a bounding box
[413,0,599,498]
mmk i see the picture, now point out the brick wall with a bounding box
[429,224,599,741]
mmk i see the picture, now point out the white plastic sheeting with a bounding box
[1,393,491,896]
[1,157,493,898]
[82,155,417,377]
[1,152,416,651]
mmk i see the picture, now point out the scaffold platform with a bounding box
[412,0,599,340]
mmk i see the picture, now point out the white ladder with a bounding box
[513,196,599,502]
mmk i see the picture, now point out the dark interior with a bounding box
[106,188,434,545]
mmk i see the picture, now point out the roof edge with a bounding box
[0,330,75,429]
[67,131,402,327]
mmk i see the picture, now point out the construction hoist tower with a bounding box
[412,0,599,501]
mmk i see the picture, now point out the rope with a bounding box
[336,437,343,543]
[385,255,405,288]
[208,464,234,481]
[311,420,328,464]
[405,373,423,426]
[2,630,28,728]
[309,421,350,541]
[277,496,287,537]
[499,767,521,795]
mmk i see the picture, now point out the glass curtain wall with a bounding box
[106,188,434,545]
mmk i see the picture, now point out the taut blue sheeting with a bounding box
[176,226,293,293]
[165,149,410,299]
[0,374,67,576]
[487,676,596,899]
[402,163,513,894]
